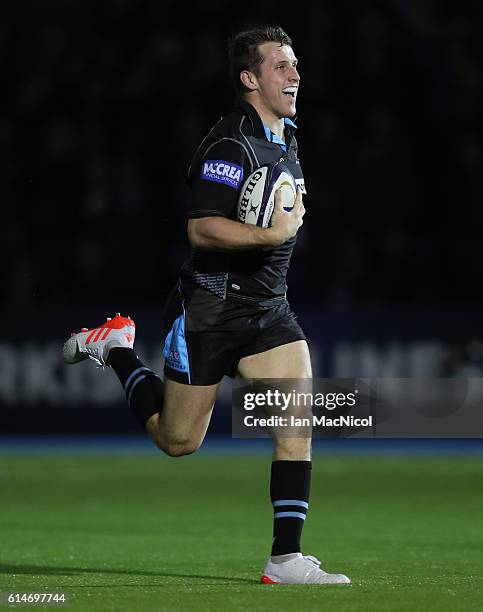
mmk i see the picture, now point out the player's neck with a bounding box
[245,99,285,141]
[264,116,285,141]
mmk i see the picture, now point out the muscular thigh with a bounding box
[237,340,312,379]
[237,340,312,461]
[146,377,219,445]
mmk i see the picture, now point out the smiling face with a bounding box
[242,42,300,121]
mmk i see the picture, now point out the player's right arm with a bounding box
[188,188,305,250]
[186,138,304,251]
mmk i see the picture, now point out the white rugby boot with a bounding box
[63,313,135,367]
[261,553,351,585]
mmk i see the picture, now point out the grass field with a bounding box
[1,448,482,611]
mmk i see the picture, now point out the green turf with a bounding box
[0,451,482,611]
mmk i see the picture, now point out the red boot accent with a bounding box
[260,575,281,584]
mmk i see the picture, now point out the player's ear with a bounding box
[240,70,258,92]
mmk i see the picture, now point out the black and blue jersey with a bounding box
[181,99,307,302]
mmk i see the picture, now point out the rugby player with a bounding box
[64,25,350,585]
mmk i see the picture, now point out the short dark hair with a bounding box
[228,26,293,95]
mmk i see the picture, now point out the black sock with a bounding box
[107,348,163,428]
[270,460,312,556]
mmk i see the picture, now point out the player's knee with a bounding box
[156,434,201,457]
[163,441,200,457]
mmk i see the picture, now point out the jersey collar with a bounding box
[262,118,297,150]
[235,98,298,145]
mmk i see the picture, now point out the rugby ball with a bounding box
[237,160,297,228]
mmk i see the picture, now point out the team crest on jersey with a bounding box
[201,160,243,189]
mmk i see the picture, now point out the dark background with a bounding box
[6,0,483,313]
[2,0,483,434]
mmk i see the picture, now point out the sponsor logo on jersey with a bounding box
[295,178,307,194]
[238,170,263,222]
[201,160,244,188]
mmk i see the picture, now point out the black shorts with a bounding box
[162,282,306,385]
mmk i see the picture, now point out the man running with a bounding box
[64,25,350,586]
